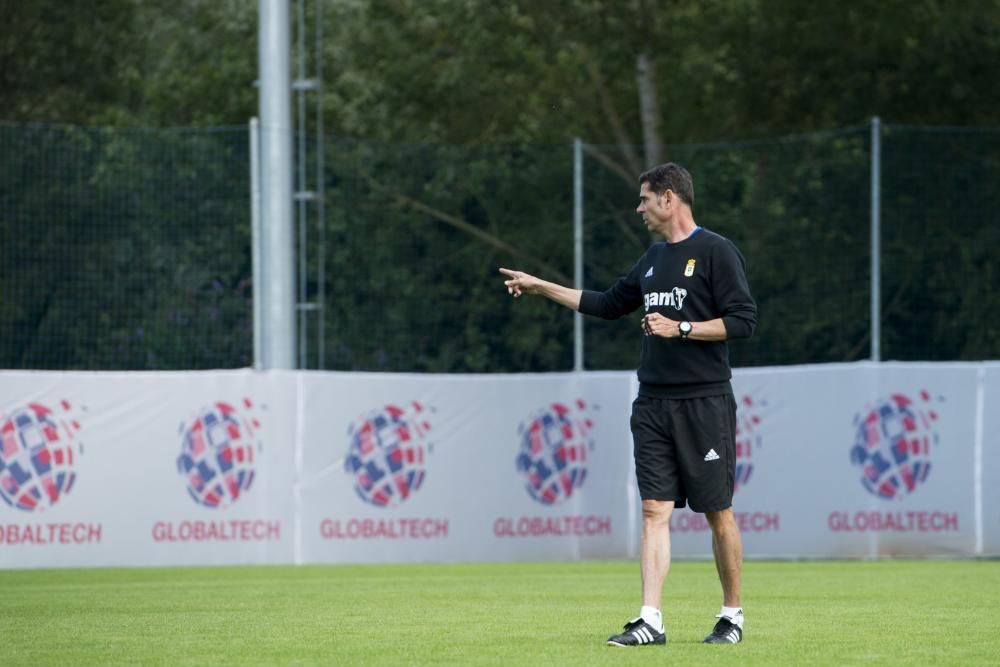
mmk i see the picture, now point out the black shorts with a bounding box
[629,393,737,512]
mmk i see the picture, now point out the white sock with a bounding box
[720,606,744,628]
[640,605,663,632]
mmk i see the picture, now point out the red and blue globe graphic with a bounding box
[177,399,261,509]
[344,402,431,508]
[0,401,83,512]
[850,391,939,499]
[734,394,765,493]
[516,400,594,506]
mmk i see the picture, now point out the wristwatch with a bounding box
[678,321,693,339]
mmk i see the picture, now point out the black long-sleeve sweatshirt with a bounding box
[578,227,757,399]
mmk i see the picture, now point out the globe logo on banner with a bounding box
[344,402,432,508]
[176,398,262,509]
[516,400,594,506]
[849,390,940,500]
[735,394,766,493]
[0,401,83,512]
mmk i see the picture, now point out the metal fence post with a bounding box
[573,138,584,371]
[250,117,263,370]
[870,116,882,362]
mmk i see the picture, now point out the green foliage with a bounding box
[0,0,257,127]
[321,141,577,371]
[1,0,999,370]
[0,125,251,369]
[879,126,1000,360]
[579,129,875,369]
[4,0,1000,139]
[0,0,140,124]
[321,0,1000,144]
[700,0,1000,137]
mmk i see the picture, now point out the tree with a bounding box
[0,0,140,124]
[2,0,999,370]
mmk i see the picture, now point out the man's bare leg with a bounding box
[606,499,674,646]
[702,507,745,643]
[640,499,675,609]
[705,507,742,607]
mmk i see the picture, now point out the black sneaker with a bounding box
[606,617,665,647]
[703,615,743,644]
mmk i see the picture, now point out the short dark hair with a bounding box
[639,163,694,207]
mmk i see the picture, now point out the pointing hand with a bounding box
[499,267,541,297]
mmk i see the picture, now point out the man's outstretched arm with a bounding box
[499,268,582,311]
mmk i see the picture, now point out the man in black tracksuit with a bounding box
[500,163,757,646]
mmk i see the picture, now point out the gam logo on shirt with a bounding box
[643,287,688,311]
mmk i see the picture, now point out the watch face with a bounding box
[680,321,692,333]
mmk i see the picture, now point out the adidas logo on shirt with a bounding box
[704,449,720,462]
[644,266,654,277]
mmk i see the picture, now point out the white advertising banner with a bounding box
[0,370,297,568]
[980,363,1000,556]
[297,372,636,564]
[0,363,995,569]
[668,362,982,558]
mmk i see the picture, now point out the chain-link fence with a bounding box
[580,127,873,370]
[879,125,1000,361]
[0,123,252,370]
[2,121,997,371]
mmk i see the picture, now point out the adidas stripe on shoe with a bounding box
[703,615,743,644]
[607,618,665,647]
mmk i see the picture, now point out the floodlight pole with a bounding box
[258,0,296,369]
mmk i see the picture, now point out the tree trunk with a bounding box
[577,44,643,179]
[636,51,663,168]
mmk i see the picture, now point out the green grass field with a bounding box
[1,560,998,666]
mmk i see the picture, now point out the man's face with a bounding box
[637,181,669,233]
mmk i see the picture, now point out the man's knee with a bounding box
[642,499,674,525]
[704,506,736,532]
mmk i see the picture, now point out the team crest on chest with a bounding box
[684,259,696,277]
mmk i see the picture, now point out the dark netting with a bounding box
[581,128,872,369]
[2,122,997,371]
[0,123,252,369]
[879,126,1000,361]
[318,141,576,372]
